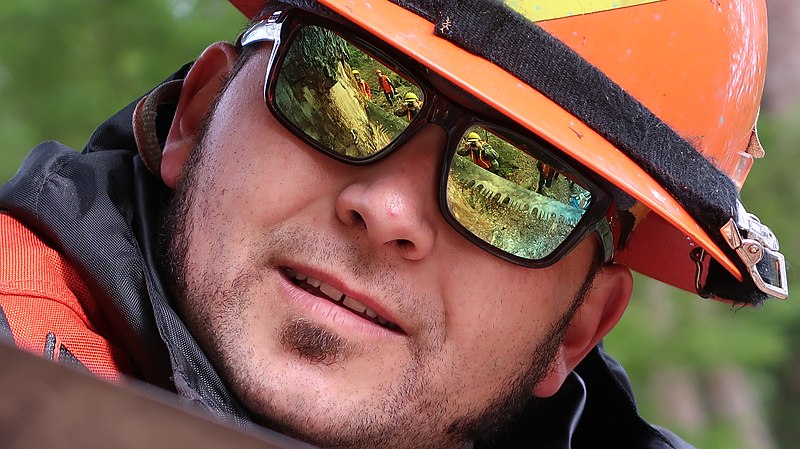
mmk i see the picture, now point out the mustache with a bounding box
[260,225,407,301]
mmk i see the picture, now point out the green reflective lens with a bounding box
[274,25,424,160]
[446,126,593,260]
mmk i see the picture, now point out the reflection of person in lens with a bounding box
[395,91,423,121]
[375,69,397,105]
[570,190,591,210]
[535,161,559,194]
[351,69,371,99]
[457,131,499,173]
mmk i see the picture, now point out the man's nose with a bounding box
[334,125,445,261]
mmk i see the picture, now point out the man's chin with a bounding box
[247,401,467,449]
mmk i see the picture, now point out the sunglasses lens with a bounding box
[446,126,595,261]
[274,25,425,160]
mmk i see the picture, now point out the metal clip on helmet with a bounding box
[230,0,788,305]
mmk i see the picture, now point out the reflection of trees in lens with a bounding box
[485,131,534,185]
[348,37,425,150]
[473,127,591,212]
[276,26,416,159]
[352,68,421,134]
[447,155,586,259]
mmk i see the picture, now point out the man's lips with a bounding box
[283,267,403,333]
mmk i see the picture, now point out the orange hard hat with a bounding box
[227,0,786,304]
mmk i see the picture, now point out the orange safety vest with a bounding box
[377,74,393,93]
[357,79,371,98]
[0,212,131,382]
[467,146,493,169]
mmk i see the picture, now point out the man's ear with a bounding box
[161,42,239,188]
[533,263,632,398]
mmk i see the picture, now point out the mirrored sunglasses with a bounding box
[238,10,615,267]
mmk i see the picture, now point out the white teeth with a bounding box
[307,276,321,288]
[319,282,344,302]
[290,270,392,328]
[343,296,367,314]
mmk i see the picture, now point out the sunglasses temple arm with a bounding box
[594,215,615,263]
[238,15,283,47]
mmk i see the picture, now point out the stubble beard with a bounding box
[160,91,589,449]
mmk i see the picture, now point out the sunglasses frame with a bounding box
[239,9,615,268]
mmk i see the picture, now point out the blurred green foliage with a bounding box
[0,0,246,181]
[1,2,798,449]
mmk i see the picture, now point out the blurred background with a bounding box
[0,1,798,448]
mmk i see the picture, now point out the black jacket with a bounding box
[0,66,694,449]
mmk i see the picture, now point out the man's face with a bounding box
[166,47,600,449]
